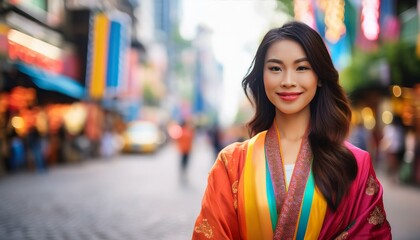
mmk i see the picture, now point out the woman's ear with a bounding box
[317,81,322,87]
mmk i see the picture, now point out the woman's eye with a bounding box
[269,66,281,71]
[297,66,310,71]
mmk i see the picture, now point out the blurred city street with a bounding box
[379,173,420,240]
[0,133,212,240]
[0,1,420,239]
[0,133,419,240]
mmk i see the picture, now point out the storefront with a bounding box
[0,2,86,173]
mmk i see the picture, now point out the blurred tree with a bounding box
[340,49,379,93]
[384,42,420,88]
[143,82,159,106]
[171,23,192,78]
[341,40,420,94]
[276,0,294,16]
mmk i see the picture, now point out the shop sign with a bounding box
[8,29,63,72]
[6,0,64,28]
[5,11,62,46]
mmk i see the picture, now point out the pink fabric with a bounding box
[193,140,392,239]
[319,142,392,239]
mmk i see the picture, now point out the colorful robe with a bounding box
[193,125,392,239]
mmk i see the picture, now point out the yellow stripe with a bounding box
[244,131,273,240]
[304,186,327,239]
[243,133,259,239]
[253,132,273,240]
[89,13,109,99]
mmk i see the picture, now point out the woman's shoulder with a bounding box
[218,131,265,158]
[344,141,372,171]
[219,139,249,160]
[344,141,369,157]
[215,132,266,171]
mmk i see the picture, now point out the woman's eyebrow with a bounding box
[294,57,309,63]
[265,58,283,64]
[265,57,309,64]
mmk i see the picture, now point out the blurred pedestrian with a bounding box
[27,125,46,172]
[84,102,103,158]
[208,122,223,158]
[349,122,369,151]
[8,128,25,172]
[193,21,391,239]
[380,116,405,179]
[412,129,420,186]
[176,120,195,175]
[399,126,416,183]
[0,109,9,175]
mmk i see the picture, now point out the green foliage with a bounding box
[276,0,294,16]
[171,23,193,78]
[171,23,192,49]
[340,48,380,92]
[340,41,420,93]
[143,83,159,106]
[384,42,420,87]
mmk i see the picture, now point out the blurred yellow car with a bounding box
[122,121,166,153]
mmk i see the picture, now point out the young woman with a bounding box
[192,21,391,239]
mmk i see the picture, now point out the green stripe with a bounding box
[296,168,315,239]
[265,154,277,231]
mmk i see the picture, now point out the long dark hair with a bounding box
[242,21,357,211]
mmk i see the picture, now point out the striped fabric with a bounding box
[238,128,327,240]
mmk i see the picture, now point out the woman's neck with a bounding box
[275,110,310,141]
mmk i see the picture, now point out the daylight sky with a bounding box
[179,0,286,125]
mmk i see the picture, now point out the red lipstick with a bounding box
[278,92,301,101]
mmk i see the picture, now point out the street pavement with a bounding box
[379,172,420,240]
[0,133,419,239]
[0,134,213,240]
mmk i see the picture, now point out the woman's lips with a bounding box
[277,92,301,101]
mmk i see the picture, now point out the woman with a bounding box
[192,21,391,239]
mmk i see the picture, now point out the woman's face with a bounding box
[263,39,318,117]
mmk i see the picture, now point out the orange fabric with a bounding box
[193,139,392,239]
[193,142,247,239]
[176,126,194,154]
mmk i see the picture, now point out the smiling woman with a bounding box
[263,39,318,118]
[192,21,392,240]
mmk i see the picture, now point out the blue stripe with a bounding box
[296,168,315,239]
[106,20,121,88]
[265,152,277,231]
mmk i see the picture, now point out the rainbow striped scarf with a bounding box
[238,125,327,240]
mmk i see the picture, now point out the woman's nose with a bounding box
[280,71,296,88]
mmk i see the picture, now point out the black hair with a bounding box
[242,21,358,210]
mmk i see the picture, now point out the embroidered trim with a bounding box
[335,231,348,240]
[232,180,239,210]
[232,180,238,194]
[365,175,379,196]
[265,124,313,239]
[265,124,286,211]
[194,219,214,239]
[367,206,385,225]
[221,154,228,167]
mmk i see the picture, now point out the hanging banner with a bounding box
[106,12,131,97]
[86,11,130,100]
[87,12,109,99]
